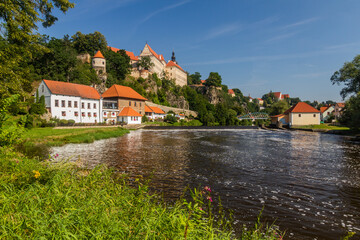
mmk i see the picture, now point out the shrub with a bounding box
[59,119,68,126]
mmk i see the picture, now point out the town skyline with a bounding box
[38,0,360,102]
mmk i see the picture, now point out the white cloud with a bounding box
[281,17,319,29]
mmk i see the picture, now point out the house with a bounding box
[118,107,142,124]
[150,106,166,119]
[175,113,186,120]
[320,106,335,122]
[228,89,235,97]
[257,98,264,106]
[145,105,155,120]
[270,114,286,125]
[272,92,290,101]
[37,79,101,123]
[283,102,320,126]
[101,84,147,124]
[165,59,187,86]
[334,102,345,120]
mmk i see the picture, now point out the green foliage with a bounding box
[188,72,202,85]
[104,48,131,83]
[137,56,154,70]
[205,72,222,87]
[339,93,360,130]
[142,115,149,122]
[71,31,107,54]
[164,114,178,124]
[331,54,360,99]
[268,100,290,116]
[29,95,47,115]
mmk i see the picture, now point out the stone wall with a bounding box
[145,101,197,117]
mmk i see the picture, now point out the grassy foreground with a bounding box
[22,127,130,146]
[295,124,350,131]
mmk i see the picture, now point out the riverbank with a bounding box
[0,147,282,239]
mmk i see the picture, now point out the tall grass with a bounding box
[0,150,235,239]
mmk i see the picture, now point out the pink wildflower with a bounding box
[207,196,213,202]
[199,207,203,211]
[204,186,211,192]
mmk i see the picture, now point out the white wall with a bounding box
[118,116,141,124]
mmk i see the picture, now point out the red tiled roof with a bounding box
[43,80,100,100]
[93,50,105,59]
[108,46,139,61]
[102,85,147,101]
[146,44,164,62]
[145,105,154,113]
[257,98,263,101]
[273,92,282,99]
[166,60,185,72]
[228,89,235,95]
[271,114,285,118]
[282,94,290,99]
[201,80,206,84]
[320,106,329,113]
[118,107,142,117]
[284,102,320,114]
[336,102,345,108]
[150,106,165,114]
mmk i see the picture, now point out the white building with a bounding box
[118,107,142,124]
[320,106,335,122]
[37,80,102,123]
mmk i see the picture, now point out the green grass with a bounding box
[0,148,283,239]
[22,127,130,146]
[295,124,350,131]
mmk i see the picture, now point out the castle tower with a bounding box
[92,50,106,75]
[92,50,107,94]
[171,51,177,64]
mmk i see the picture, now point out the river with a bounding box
[51,129,360,239]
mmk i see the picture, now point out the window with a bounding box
[88,103,91,109]
[102,61,104,65]
[55,100,59,107]
[41,85,44,93]
[103,111,107,116]
[134,102,137,107]
[327,112,330,115]
[93,103,96,109]
[140,111,142,115]
[112,112,115,116]
[74,101,78,108]
[93,60,95,64]
[313,114,316,117]
[62,111,66,116]
[68,101,72,108]
[298,114,301,117]
[82,112,85,117]
[82,103,85,109]
[129,101,131,106]
[88,112,91,117]
[74,112,78,117]
[140,102,142,107]
[93,112,97,117]
[61,100,65,107]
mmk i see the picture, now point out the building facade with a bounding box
[37,80,102,123]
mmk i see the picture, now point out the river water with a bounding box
[51,129,360,239]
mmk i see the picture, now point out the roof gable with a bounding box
[145,105,154,113]
[150,106,165,114]
[108,46,139,61]
[118,107,142,117]
[228,89,235,94]
[43,80,100,100]
[285,102,320,114]
[102,85,147,101]
[166,60,185,72]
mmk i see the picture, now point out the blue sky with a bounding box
[39,0,360,102]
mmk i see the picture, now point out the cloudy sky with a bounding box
[39,0,360,102]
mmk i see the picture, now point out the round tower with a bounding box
[92,50,106,75]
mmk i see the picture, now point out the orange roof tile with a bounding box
[271,114,285,118]
[102,85,147,101]
[145,105,154,113]
[43,80,100,99]
[93,50,105,59]
[108,46,139,61]
[273,92,282,99]
[118,107,142,117]
[166,60,185,72]
[282,94,290,99]
[320,106,329,113]
[228,89,235,94]
[336,102,345,108]
[150,106,165,114]
[284,102,320,114]
[257,98,263,101]
[201,80,206,84]
[146,43,164,62]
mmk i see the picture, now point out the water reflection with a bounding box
[52,129,360,239]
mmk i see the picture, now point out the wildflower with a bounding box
[204,186,211,192]
[33,170,40,179]
[199,207,203,211]
[207,196,213,202]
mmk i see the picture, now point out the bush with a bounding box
[164,114,177,124]
[142,115,149,123]
[59,119,68,126]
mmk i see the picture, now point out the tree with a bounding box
[0,0,74,99]
[104,48,131,82]
[205,72,222,87]
[71,31,107,54]
[137,56,154,70]
[339,93,360,130]
[188,72,202,85]
[331,54,360,99]
[268,100,289,116]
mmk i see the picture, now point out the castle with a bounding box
[108,43,187,87]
